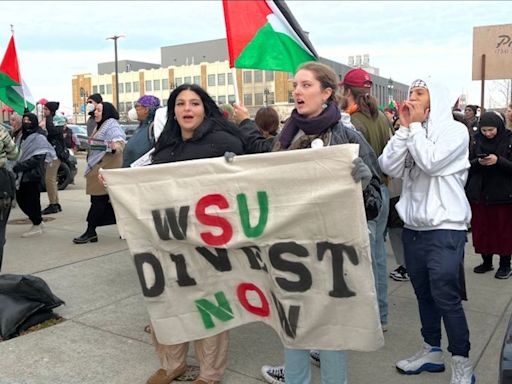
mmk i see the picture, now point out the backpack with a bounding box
[0,167,16,204]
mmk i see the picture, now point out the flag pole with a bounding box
[231,67,240,105]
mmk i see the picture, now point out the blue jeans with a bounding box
[402,228,470,357]
[368,184,390,325]
[285,348,347,384]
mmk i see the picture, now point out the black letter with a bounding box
[134,253,165,297]
[151,206,189,240]
[170,253,197,286]
[240,246,268,272]
[317,242,359,298]
[271,291,300,338]
[269,242,311,292]
[196,247,232,271]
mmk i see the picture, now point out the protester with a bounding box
[146,83,269,384]
[384,106,400,130]
[379,77,475,383]
[9,113,22,142]
[338,67,392,330]
[41,101,68,215]
[218,103,236,123]
[464,104,479,139]
[0,123,19,270]
[13,113,56,238]
[254,106,280,139]
[261,61,382,384]
[73,102,125,244]
[506,103,512,130]
[86,93,102,136]
[466,111,512,279]
[123,95,160,167]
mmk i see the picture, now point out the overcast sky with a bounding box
[1,1,510,114]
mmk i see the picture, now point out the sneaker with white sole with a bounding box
[310,350,320,367]
[261,365,285,384]
[389,265,410,281]
[21,223,44,238]
[396,343,445,375]
[450,356,475,384]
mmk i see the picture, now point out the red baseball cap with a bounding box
[340,68,373,88]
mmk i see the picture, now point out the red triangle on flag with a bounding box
[0,36,21,84]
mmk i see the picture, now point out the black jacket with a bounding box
[46,119,68,161]
[466,131,512,204]
[152,119,247,164]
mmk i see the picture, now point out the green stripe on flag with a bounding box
[0,72,18,88]
[0,86,34,114]
[235,22,317,73]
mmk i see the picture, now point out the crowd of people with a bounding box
[2,61,512,384]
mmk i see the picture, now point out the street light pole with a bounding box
[387,78,394,104]
[264,88,270,106]
[80,87,87,123]
[106,35,124,111]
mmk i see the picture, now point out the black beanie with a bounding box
[45,101,60,114]
[466,105,478,115]
[87,93,102,104]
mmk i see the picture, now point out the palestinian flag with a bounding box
[0,35,35,114]
[223,0,318,73]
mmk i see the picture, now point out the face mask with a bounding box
[127,107,138,122]
[86,103,95,113]
[22,123,32,131]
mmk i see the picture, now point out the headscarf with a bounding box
[87,93,102,104]
[45,101,59,116]
[137,95,160,110]
[278,102,341,149]
[21,113,42,140]
[475,111,507,155]
[96,102,119,129]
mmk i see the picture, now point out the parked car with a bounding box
[41,148,77,191]
[66,124,88,151]
[501,313,512,383]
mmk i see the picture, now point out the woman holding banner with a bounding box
[261,61,382,384]
[146,83,268,384]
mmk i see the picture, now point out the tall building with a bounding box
[71,38,408,123]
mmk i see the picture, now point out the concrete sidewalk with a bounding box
[0,154,510,384]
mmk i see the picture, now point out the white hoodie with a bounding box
[378,78,471,231]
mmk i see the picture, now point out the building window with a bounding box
[243,71,252,84]
[119,83,124,93]
[288,72,294,80]
[265,70,274,81]
[125,82,131,93]
[288,91,294,103]
[175,78,183,86]
[133,81,139,92]
[218,73,226,86]
[106,84,112,94]
[228,73,233,85]
[228,94,235,103]
[218,95,226,104]
[154,79,160,91]
[268,92,275,105]
[162,99,168,106]
[244,93,253,106]
[93,85,98,94]
[162,78,168,90]
[254,70,263,83]
[145,80,152,91]
[255,93,264,106]
[208,74,216,86]
[99,85,105,94]
[193,76,201,85]
[184,76,191,84]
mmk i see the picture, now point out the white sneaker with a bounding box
[451,355,476,384]
[310,350,320,367]
[261,365,285,384]
[21,224,44,238]
[396,343,445,375]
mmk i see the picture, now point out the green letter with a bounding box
[195,291,234,329]
[237,191,268,238]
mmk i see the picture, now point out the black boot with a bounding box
[42,204,61,215]
[473,254,493,273]
[73,227,98,244]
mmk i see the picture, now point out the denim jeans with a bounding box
[284,348,347,384]
[402,228,470,357]
[367,184,390,325]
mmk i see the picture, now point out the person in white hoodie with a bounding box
[378,78,475,384]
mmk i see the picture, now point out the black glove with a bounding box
[12,164,21,173]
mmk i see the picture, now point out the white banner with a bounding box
[101,144,383,351]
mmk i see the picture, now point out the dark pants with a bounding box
[0,204,12,271]
[86,195,116,229]
[403,228,470,357]
[16,182,42,226]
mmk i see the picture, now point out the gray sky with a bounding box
[1,1,511,114]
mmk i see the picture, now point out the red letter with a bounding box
[236,283,270,317]
[195,194,233,246]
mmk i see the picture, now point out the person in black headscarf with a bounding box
[466,111,512,279]
[86,93,103,136]
[73,102,125,244]
[41,101,68,215]
[13,113,56,238]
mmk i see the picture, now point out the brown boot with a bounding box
[146,365,187,384]
[192,379,220,384]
